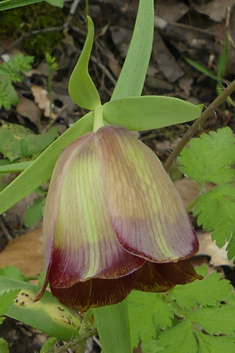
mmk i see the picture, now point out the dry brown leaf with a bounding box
[0,228,44,277]
[197,232,234,267]
[31,84,57,120]
[16,96,41,124]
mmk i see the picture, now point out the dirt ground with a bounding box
[1,0,235,352]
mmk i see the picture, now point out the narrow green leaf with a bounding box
[0,0,41,11]
[94,301,132,353]
[0,112,94,215]
[217,34,230,79]
[185,58,219,81]
[104,96,202,131]
[0,276,81,340]
[68,16,100,110]
[0,161,32,174]
[111,0,154,101]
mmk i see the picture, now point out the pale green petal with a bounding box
[48,134,144,288]
[95,125,198,263]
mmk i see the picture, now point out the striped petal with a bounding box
[95,125,199,263]
[47,133,144,288]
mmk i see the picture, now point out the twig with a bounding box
[63,0,82,33]
[0,215,13,241]
[52,329,97,353]
[164,78,235,172]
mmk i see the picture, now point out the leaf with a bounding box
[39,337,57,353]
[0,0,62,11]
[24,197,45,227]
[68,16,100,110]
[0,338,9,353]
[194,184,235,258]
[154,320,198,353]
[0,290,20,324]
[178,127,235,186]
[197,334,235,353]
[45,0,64,8]
[0,266,29,282]
[111,0,154,101]
[189,305,235,336]
[185,58,219,81]
[104,96,202,131]
[0,161,32,174]
[217,34,230,79]
[0,111,93,215]
[170,266,233,310]
[0,65,13,75]
[94,300,132,353]
[0,276,81,340]
[127,291,173,349]
[0,124,58,161]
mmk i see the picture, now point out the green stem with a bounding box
[52,328,97,353]
[164,78,235,172]
[93,104,104,132]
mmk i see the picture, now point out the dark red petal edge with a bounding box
[134,260,202,292]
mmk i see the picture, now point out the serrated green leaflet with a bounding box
[128,291,173,349]
[178,127,235,186]
[170,266,232,310]
[0,266,29,282]
[0,339,9,353]
[154,320,198,353]
[94,301,132,353]
[104,96,202,131]
[0,66,13,75]
[68,16,100,110]
[188,306,235,336]
[0,112,93,215]
[196,334,235,353]
[111,0,154,101]
[194,184,235,259]
[0,276,80,340]
[0,290,20,324]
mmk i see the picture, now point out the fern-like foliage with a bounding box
[178,127,235,261]
[128,266,235,353]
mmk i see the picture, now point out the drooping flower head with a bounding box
[35,125,200,310]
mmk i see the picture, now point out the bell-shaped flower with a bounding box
[35,125,201,310]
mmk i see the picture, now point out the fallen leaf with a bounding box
[16,96,41,124]
[31,84,57,120]
[0,228,44,277]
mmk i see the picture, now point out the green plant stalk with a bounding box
[51,328,97,353]
[164,78,235,172]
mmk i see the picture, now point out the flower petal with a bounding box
[48,134,144,288]
[95,125,199,263]
[50,272,137,311]
[134,260,202,292]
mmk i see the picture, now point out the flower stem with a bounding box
[52,328,97,353]
[93,104,104,132]
[164,78,235,172]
